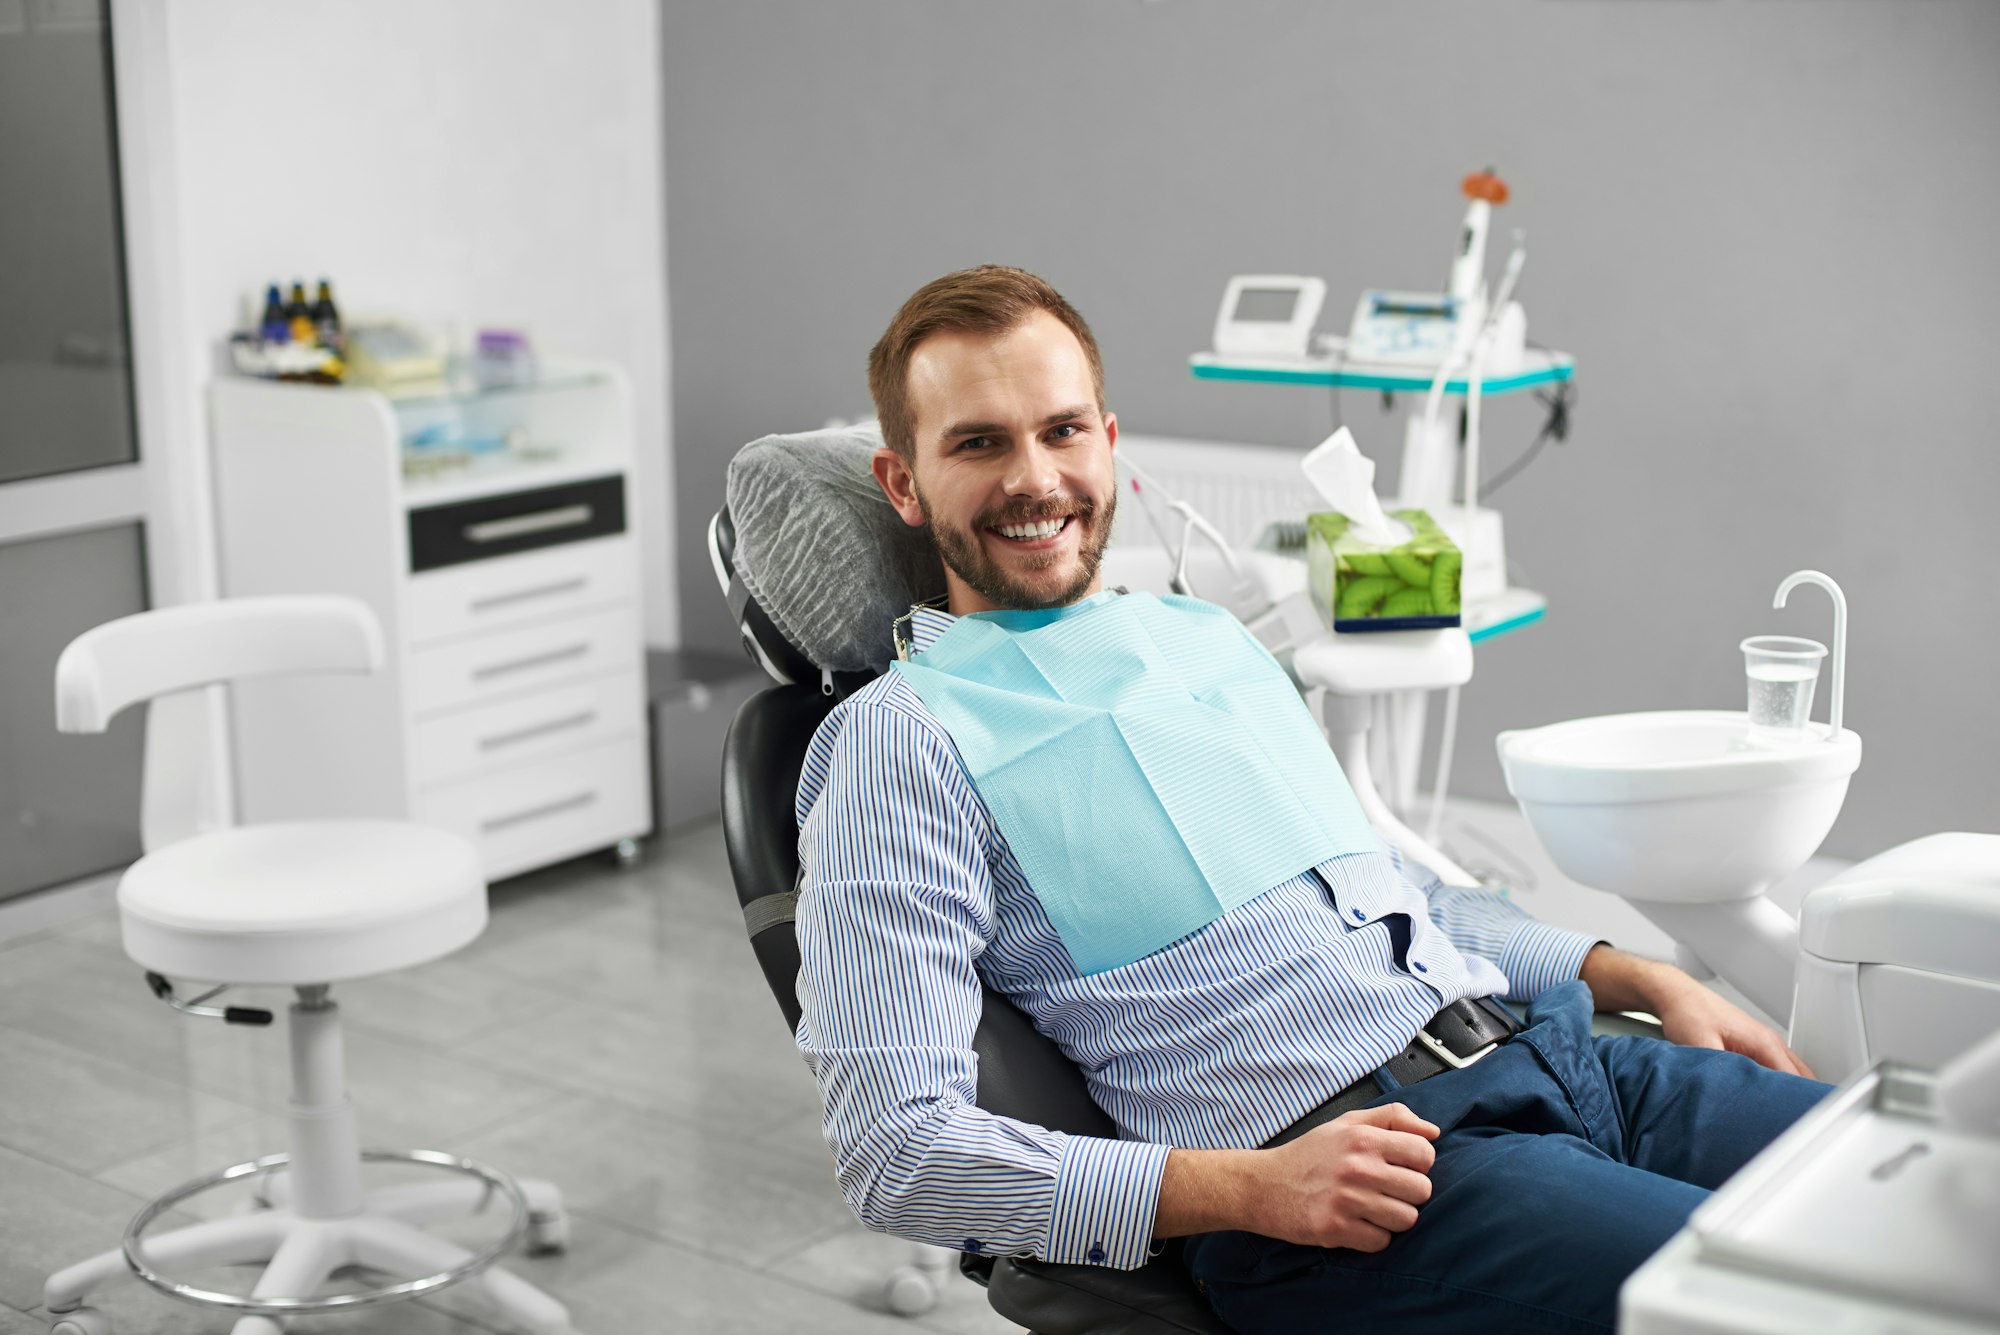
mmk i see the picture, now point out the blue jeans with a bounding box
[1184,981,1830,1334]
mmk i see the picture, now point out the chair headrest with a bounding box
[723,422,946,679]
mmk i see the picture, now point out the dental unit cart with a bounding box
[1195,170,1571,610]
[208,365,653,880]
[1186,347,1571,610]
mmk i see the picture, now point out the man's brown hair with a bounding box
[867,265,1105,461]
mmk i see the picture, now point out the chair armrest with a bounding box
[987,1243,1233,1335]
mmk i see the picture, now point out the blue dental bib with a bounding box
[893,591,1380,975]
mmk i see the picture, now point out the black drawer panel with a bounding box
[408,475,626,573]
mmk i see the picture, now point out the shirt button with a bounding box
[1413,961,1429,973]
[1087,1244,1107,1264]
[1351,907,1366,921]
[963,1238,983,1254]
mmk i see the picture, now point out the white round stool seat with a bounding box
[118,821,487,986]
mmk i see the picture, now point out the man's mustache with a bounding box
[975,497,1096,529]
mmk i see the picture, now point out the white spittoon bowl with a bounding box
[1496,711,1862,905]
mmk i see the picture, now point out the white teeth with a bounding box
[996,518,1066,540]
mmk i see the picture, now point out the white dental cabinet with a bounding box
[209,367,652,880]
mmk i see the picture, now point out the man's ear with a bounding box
[1104,410,1117,454]
[872,447,927,528]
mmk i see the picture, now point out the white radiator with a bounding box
[1110,432,1316,551]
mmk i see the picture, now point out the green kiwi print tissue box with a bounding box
[1307,510,1463,632]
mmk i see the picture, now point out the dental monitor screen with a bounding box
[1212,274,1325,359]
[1233,288,1300,323]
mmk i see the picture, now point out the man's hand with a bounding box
[1258,1104,1441,1251]
[1154,1104,1439,1251]
[1580,944,1815,1078]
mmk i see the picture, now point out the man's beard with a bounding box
[917,485,1117,612]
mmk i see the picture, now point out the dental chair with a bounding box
[712,423,1231,1335]
[44,596,571,1335]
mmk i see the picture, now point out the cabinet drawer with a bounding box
[409,605,639,716]
[412,668,644,786]
[408,474,625,573]
[406,537,634,646]
[415,734,651,881]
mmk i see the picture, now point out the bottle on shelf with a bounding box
[311,279,343,353]
[287,281,314,345]
[259,285,288,345]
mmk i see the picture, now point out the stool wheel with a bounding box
[883,1264,937,1316]
[48,1308,112,1335]
[525,1208,570,1255]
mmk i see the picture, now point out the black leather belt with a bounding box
[1264,996,1524,1149]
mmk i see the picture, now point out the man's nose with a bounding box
[1002,437,1062,497]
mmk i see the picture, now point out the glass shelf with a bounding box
[386,363,619,507]
[1189,346,1573,395]
[381,368,610,412]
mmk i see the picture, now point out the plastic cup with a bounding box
[1741,636,1827,739]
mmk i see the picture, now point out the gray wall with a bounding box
[662,0,2000,860]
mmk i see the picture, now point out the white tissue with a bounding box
[1300,428,1411,548]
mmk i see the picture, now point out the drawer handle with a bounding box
[465,504,594,544]
[479,710,597,752]
[471,643,589,681]
[469,577,589,613]
[481,790,597,833]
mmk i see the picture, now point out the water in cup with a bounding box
[1748,662,1818,731]
[1740,635,1827,740]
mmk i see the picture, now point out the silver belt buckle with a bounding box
[1413,1026,1498,1071]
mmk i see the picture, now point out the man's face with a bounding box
[874,310,1119,615]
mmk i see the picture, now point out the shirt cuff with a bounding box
[1496,920,1603,1002]
[1043,1135,1173,1269]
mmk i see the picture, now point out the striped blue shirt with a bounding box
[794,605,1599,1270]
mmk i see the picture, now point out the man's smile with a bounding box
[988,514,1075,548]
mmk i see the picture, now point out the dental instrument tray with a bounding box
[1626,1063,2000,1330]
[1306,509,1462,632]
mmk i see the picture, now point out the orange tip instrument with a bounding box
[1462,170,1510,205]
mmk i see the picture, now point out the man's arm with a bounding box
[1154,1104,1441,1252]
[1578,943,1814,1076]
[797,692,1170,1268]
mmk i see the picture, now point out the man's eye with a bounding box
[958,436,994,452]
[1050,424,1082,441]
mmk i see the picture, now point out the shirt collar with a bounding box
[906,603,955,655]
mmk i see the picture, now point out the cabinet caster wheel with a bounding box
[526,1208,571,1255]
[883,1265,938,1317]
[49,1308,112,1335]
[611,838,642,869]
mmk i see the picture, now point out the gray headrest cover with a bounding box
[724,422,946,675]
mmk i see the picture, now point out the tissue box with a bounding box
[1307,509,1463,632]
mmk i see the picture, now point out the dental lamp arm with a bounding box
[1578,944,1815,1078]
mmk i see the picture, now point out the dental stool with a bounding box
[711,420,1233,1334]
[45,597,572,1335]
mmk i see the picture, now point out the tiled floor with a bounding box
[0,819,1023,1335]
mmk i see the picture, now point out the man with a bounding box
[794,265,1825,1333]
